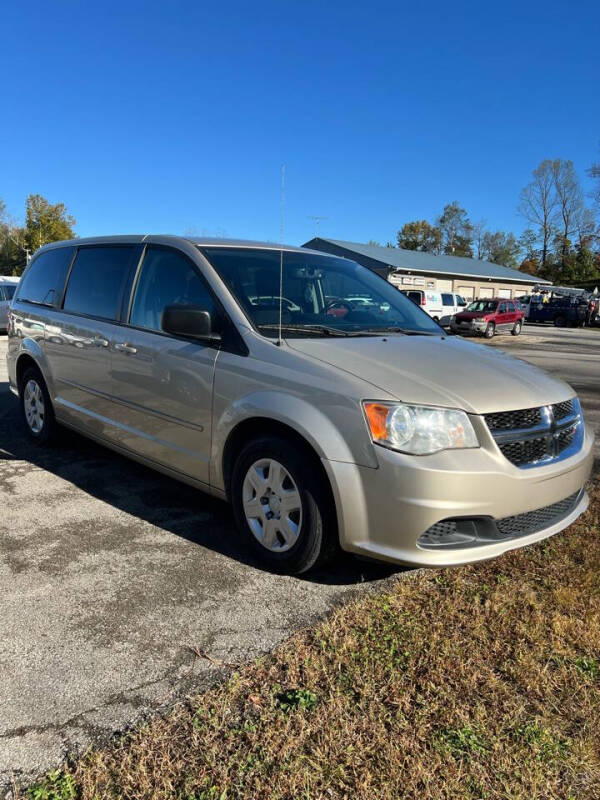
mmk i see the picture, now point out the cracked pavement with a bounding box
[1,326,599,790]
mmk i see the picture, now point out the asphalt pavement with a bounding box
[1,324,598,789]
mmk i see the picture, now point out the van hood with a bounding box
[287,334,574,414]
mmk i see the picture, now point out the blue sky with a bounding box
[2,0,599,246]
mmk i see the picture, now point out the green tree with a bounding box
[437,202,473,256]
[480,230,520,268]
[23,194,76,254]
[396,220,443,253]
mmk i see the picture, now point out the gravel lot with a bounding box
[1,324,598,789]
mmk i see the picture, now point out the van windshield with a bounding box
[199,247,442,337]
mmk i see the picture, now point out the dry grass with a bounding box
[25,479,600,800]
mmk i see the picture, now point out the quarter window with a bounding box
[17,247,74,306]
[63,246,136,321]
[130,247,217,333]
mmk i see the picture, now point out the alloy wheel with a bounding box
[242,458,303,552]
[23,379,45,434]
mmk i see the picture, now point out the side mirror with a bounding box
[161,305,220,341]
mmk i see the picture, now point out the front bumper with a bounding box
[450,318,488,335]
[323,422,594,567]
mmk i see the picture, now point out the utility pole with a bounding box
[308,215,328,238]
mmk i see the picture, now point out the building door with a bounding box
[437,279,453,293]
[458,286,474,301]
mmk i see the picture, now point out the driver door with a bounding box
[109,245,219,485]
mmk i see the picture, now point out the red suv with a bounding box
[450,298,525,338]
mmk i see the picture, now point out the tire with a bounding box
[19,366,57,445]
[511,320,522,336]
[554,315,567,328]
[484,322,495,339]
[231,435,337,574]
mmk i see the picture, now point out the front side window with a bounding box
[63,246,136,321]
[130,247,217,333]
[200,247,441,337]
[441,293,454,305]
[4,284,16,300]
[17,247,74,306]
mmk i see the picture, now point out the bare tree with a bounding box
[471,218,487,260]
[552,160,585,261]
[517,159,559,268]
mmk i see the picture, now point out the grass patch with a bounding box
[22,479,600,799]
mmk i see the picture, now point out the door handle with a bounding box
[114,342,138,355]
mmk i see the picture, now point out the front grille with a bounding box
[553,399,574,420]
[496,492,580,537]
[419,491,583,549]
[498,437,548,466]
[485,407,542,431]
[484,398,583,468]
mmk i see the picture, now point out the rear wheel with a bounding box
[19,366,56,444]
[554,315,567,328]
[231,436,337,574]
[484,322,495,338]
[511,320,522,336]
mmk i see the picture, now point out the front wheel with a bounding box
[554,315,567,328]
[19,366,57,444]
[511,320,522,336]
[484,322,495,338]
[231,436,337,574]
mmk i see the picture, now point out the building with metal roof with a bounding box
[302,237,551,301]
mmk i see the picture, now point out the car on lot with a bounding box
[0,277,19,332]
[399,289,444,321]
[450,298,525,338]
[439,292,468,327]
[7,236,593,573]
[526,293,589,328]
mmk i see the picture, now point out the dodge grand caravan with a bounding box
[7,236,593,573]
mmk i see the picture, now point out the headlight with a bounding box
[363,401,478,455]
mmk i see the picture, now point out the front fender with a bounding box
[211,389,378,493]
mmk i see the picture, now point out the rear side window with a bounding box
[17,247,74,306]
[441,293,453,305]
[508,301,516,311]
[130,247,217,333]
[63,246,136,321]
[498,303,507,313]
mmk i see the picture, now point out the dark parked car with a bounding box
[527,294,589,327]
[450,298,525,338]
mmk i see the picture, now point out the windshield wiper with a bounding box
[258,324,359,337]
[359,326,441,336]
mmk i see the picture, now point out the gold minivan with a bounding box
[7,236,593,573]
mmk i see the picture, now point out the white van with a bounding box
[0,277,19,332]
[440,292,468,327]
[400,289,444,321]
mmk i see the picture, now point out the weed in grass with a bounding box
[276,687,317,713]
[27,770,77,800]
[573,655,600,679]
[515,722,571,762]
[434,725,489,759]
